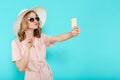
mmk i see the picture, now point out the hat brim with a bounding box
[13,6,47,36]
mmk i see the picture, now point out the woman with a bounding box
[12,6,80,80]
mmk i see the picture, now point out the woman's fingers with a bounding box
[72,26,80,36]
[28,39,32,43]
[72,26,80,32]
[25,30,31,39]
[26,39,33,48]
[25,30,34,48]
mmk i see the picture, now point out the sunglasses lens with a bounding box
[29,18,34,22]
[35,17,39,21]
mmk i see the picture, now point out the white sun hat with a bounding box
[13,6,47,36]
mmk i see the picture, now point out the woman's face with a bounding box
[27,12,39,30]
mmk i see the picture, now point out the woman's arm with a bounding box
[16,47,30,72]
[50,26,80,43]
[16,31,33,72]
[51,32,73,42]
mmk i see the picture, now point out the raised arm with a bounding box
[50,26,80,43]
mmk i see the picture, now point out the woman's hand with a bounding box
[72,26,80,36]
[26,38,33,48]
[25,30,33,48]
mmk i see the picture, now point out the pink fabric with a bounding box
[12,34,53,80]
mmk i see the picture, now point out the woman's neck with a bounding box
[25,29,34,39]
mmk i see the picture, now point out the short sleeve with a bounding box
[43,34,54,47]
[12,40,22,62]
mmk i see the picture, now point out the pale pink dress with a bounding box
[12,34,53,80]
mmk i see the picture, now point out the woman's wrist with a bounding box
[26,46,31,50]
[70,32,75,37]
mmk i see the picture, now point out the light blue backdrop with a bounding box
[0,0,120,80]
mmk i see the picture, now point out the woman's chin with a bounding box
[33,26,38,29]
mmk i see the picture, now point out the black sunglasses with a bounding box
[28,16,40,22]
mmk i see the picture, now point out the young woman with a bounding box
[12,6,80,80]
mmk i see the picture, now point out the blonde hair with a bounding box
[18,10,42,42]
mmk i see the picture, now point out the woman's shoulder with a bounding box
[12,38,20,44]
[41,33,47,36]
[39,33,48,38]
[41,33,51,37]
[36,33,49,41]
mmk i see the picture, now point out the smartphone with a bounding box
[71,18,77,29]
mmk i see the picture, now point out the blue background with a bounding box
[0,0,120,80]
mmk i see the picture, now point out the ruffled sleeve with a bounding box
[43,34,54,47]
[12,40,22,62]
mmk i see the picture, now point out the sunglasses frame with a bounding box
[28,16,40,22]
